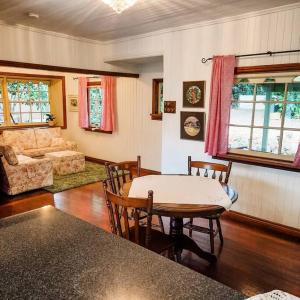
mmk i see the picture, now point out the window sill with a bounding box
[214,153,299,172]
[84,127,112,134]
[0,123,61,131]
[150,113,162,121]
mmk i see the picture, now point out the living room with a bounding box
[0,1,299,299]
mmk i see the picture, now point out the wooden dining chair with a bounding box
[103,181,175,256]
[105,156,165,233]
[183,156,232,254]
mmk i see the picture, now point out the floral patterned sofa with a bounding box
[0,145,53,195]
[0,127,77,158]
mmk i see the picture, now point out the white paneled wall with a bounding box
[104,4,300,228]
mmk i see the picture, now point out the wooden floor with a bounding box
[54,182,300,298]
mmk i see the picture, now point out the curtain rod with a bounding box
[73,76,101,80]
[201,49,300,63]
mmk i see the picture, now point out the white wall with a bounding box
[103,3,300,228]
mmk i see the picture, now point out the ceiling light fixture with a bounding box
[102,0,137,14]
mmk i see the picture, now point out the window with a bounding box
[229,72,300,162]
[7,79,50,124]
[0,73,66,128]
[151,78,163,120]
[87,82,103,128]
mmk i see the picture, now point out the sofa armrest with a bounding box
[65,140,77,151]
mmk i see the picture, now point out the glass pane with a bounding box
[41,102,50,112]
[42,113,48,122]
[31,102,41,112]
[29,82,39,91]
[0,114,4,123]
[29,91,39,101]
[39,82,49,91]
[230,102,253,125]
[228,126,250,150]
[19,82,29,92]
[7,81,18,91]
[254,103,283,127]
[256,83,285,101]
[8,91,18,101]
[21,113,31,123]
[232,83,255,101]
[0,102,3,113]
[158,82,163,113]
[251,128,280,154]
[284,103,300,129]
[20,102,31,113]
[10,103,20,113]
[11,113,20,123]
[31,113,42,123]
[89,87,101,100]
[40,91,49,101]
[281,130,300,155]
[287,83,300,102]
[19,91,29,101]
[89,87,102,127]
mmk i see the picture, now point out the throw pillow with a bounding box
[0,145,18,165]
[51,137,65,147]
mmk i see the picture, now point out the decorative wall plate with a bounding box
[180,111,205,141]
[183,81,205,108]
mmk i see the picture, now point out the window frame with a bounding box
[85,81,112,134]
[0,72,67,130]
[214,63,300,172]
[151,78,163,121]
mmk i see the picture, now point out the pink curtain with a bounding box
[204,55,236,156]
[78,77,89,128]
[101,76,116,132]
[293,143,300,168]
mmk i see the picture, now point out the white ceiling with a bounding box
[0,0,299,41]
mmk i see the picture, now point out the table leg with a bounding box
[170,217,216,263]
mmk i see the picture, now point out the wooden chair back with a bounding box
[105,156,141,194]
[103,181,153,248]
[188,156,232,184]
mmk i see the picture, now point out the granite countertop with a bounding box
[0,206,245,300]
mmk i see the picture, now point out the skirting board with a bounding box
[222,210,300,242]
[85,156,299,241]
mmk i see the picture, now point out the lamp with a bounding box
[102,0,137,14]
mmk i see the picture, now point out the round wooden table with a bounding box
[122,176,238,263]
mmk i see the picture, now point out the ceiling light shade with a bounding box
[102,0,137,14]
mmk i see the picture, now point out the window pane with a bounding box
[10,103,20,113]
[88,87,102,127]
[21,113,31,123]
[8,91,18,101]
[40,91,49,101]
[229,126,250,150]
[42,113,48,122]
[19,91,30,101]
[254,103,283,127]
[31,113,42,123]
[41,102,50,112]
[11,113,20,123]
[0,114,4,123]
[0,102,3,114]
[284,103,300,129]
[282,130,300,155]
[39,82,49,91]
[158,82,163,113]
[20,102,31,113]
[31,102,41,113]
[7,81,18,91]
[230,102,253,125]
[232,83,255,101]
[287,83,300,102]
[256,83,285,101]
[251,128,280,154]
[29,91,39,101]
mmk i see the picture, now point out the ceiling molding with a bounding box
[103,2,300,45]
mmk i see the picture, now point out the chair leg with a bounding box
[158,215,165,234]
[189,217,193,237]
[216,217,223,244]
[209,218,214,254]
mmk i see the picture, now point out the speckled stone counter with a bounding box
[0,206,245,300]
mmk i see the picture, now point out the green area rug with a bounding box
[43,162,108,194]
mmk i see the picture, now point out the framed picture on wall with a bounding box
[68,95,78,112]
[183,81,205,108]
[180,111,205,141]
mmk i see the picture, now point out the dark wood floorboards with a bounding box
[54,182,300,298]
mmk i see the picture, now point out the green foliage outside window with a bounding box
[88,87,102,127]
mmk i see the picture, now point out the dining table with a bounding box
[0,206,245,299]
[122,174,238,263]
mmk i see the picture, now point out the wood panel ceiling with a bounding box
[0,0,299,41]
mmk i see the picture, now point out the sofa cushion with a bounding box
[2,129,37,150]
[22,146,68,157]
[51,137,65,147]
[34,128,52,148]
[0,145,18,166]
